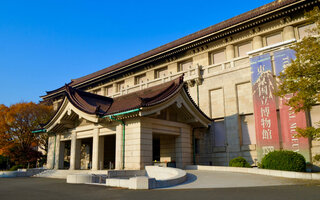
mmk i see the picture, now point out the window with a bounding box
[93,89,102,95]
[214,119,226,147]
[116,81,124,92]
[237,42,252,57]
[266,32,282,46]
[240,115,256,145]
[135,74,147,85]
[298,23,316,39]
[154,67,168,79]
[178,59,193,72]
[104,85,113,96]
[210,50,226,64]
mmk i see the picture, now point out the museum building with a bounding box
[40,0,320,170]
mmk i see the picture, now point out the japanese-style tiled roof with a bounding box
[44,0,302,98]
[64,76,185,116]
[65,84,113,115]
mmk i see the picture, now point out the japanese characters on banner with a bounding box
[250,53,280,161]
[274,48,310,161]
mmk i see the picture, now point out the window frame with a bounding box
[236,41,252,58]
[116,81,125,92]
[209,49,226,65]
[177,59,193,72]
[134,73,147,85]
[154,66,168,79]
[264,32,283,46]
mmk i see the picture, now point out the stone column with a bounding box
[252,36,263,50]
[175,127,192,169]
[226,45,235,60]
[140,126,153,168]
[92,127,100,170]
[59,141,65,169]
[283,26,295,41]
[46,133,55,169]
[70,132,77,170]
[115,124,123,169]
[98,136,104,170]
[75,139,81,169]
[54,134,61,169]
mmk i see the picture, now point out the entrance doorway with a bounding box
[153,137,160,162]
[62,141,71,169]
[80,138,93,170]
[102,135,116,169]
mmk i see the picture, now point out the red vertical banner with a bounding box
[274,49,310,161]
[250,54,280,161]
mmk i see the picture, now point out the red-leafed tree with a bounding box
[0,102,53,168]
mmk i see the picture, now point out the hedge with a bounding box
[260,150,306,172]
[229,157,252,168]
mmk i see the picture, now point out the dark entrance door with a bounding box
[152,138,160,162]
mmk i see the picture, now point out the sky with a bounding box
[0,0,275,106]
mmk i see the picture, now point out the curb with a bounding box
[185,165,320,180]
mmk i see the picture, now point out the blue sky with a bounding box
[0,0,274,106]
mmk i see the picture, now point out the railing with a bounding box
[92,56,250,98]
[109,64,202,98]
[202,56,250,78]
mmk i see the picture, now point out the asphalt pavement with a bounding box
[1,173,320,200]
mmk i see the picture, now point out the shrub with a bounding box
[229,157,252,168]
[260,150,306,172]
[313,154,320,162]
[9,165,23,171]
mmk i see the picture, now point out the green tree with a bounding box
[0,102,53,167]
[276,7,320,139]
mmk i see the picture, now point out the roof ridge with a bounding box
[44,0,302,98]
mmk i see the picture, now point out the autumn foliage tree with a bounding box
[277,7,320,139]
[0,102,53,168]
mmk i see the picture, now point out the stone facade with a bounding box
[43,0,320,170]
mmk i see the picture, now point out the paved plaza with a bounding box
[166,170,302,189]
[1,171,320,200]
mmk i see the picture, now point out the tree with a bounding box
[276,7,320,139]
[0,102,53,167]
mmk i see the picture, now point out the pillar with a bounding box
[226,45,235,60]
[140,126,153,168]
[54,134,61,169]
[175,127,192,169]
[92,127,100,170]
[98,136,104,170]
[283,26,295,41]
[70,132,81,170]
[252,36,263,50]
[115,124,123,169]
[46,133,55,169]
[58,141,65,169]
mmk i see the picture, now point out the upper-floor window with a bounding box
[178,59,193,72]
[266,32,282,46]
[104,85,113,96]
[210,50,226,65]
[93,89,102,95]
[135,73,147,85]
[298,23,316,39]
[154,66,168,79]
[116,81,125,92]
[237,42,252,57]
